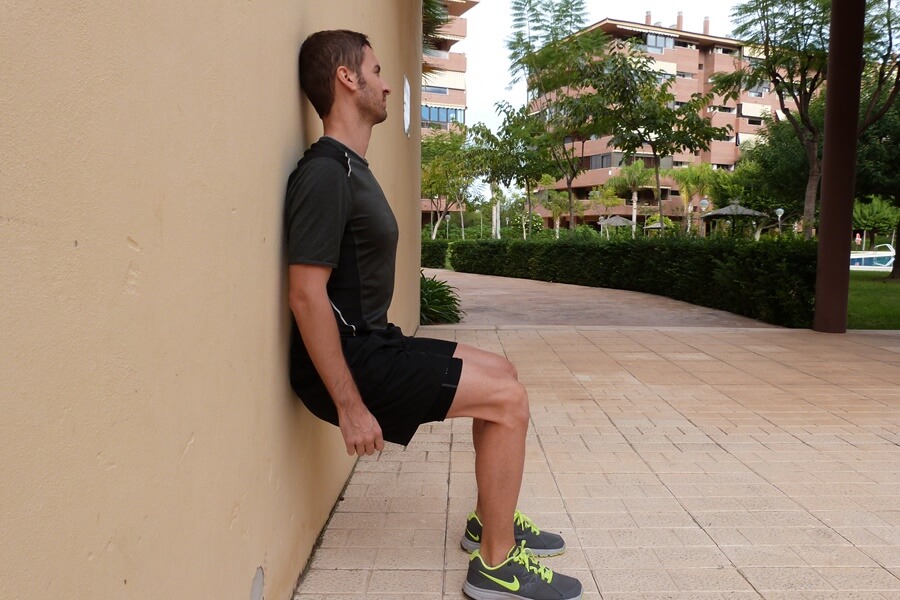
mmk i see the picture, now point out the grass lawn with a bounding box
[847,271,900,329]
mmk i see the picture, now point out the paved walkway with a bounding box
[294,272,900,600]
[421,269,773,328]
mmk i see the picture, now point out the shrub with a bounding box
[448,237,818,328]
[421,239,450,268]
[419,271,464,325]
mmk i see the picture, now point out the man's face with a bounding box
[355,45,391,125]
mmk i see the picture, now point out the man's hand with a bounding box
[338,403,385,456]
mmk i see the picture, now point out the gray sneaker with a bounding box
[461,510,566,557]
[463,541,583,600]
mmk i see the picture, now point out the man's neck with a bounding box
[322,117,372,158]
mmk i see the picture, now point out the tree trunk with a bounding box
[554,216,560,239]
[685,197,692,233]
[631,191,638,238]
[802,143,821,240]
[460,201,465,241]
[431,211,443,240]
[654,163,664,229]
[525,180,533,238]
[567,183,575,230]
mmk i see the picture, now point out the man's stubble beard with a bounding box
[357,75,388,125]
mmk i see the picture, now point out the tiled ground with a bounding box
[294,326,900,599]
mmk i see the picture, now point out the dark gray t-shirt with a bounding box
[285,137,399,348]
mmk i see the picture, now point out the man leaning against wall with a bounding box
[283,29,582,600]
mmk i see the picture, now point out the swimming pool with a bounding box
[850,255,894,268]
[850,244,895,270]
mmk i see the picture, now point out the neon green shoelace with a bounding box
[513,510,541,535]
[511,541,553,583]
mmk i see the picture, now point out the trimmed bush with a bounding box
[421,239,450,268]
[449,237,818,328]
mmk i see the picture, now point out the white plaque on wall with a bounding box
[403,75,411,137]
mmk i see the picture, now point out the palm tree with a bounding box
[667,163,715,233]
[606,161,654,238]
[422,0,449,80]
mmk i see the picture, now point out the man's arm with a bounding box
[288,263,384,456]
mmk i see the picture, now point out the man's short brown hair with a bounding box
[298,30,371,118]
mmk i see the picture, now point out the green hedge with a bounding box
[450,237,819,328]
[421,239,450,268]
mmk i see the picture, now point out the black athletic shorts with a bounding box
[290,324,463,446]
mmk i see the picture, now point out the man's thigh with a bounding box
[451,342,518,379]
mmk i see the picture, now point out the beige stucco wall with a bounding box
[0,2,421,599]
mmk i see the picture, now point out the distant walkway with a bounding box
[422,268,774,328]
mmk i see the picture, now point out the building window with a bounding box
[673,161,689,168]
[674,40,697,49]
[642,33,674,54]
[713,163,734,171]
[747,117,763,126]
[746,56,764,68]
[421,105,465,128]
[676,71,695,79]
[708,105,735,113]
[714,46,736,55]
[674,100,688,108]
[588,154,612,170]
[748,83,769,97]
[422,85,449,95]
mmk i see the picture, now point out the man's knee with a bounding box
[496,379,529,429]
[504,358,519,380]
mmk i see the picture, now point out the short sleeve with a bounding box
[285,158,352,267]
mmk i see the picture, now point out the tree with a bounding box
[421,127,481,240]
[589,185,625,238]
[584,41,731,229]
[605,160,655,237]
[422,0,449,80]
[715,0,900,239]
[508,0,600,229]
[853,195,900,249]
[666,163,717,232]
[855,94,900,201]
[537,174,571,238]
[470,103,554,238]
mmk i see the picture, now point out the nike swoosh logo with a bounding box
[466,529,480,542]
[480,572,520,592]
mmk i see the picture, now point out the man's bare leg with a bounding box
[446,349,528,566]
[452,343,519,522]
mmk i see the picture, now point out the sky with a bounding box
[454,0,740,132]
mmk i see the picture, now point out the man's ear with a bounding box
[336,66,356,91]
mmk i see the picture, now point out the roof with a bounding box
[584,17,744,48]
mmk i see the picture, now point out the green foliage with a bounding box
[421,239,450,268]
[419,271,463,325]
[449,237,818,327]
[717,0,900,238]
[422,127,482,240]
[856,97,900,201]
[853,195,900,235]
[422,0,449,80]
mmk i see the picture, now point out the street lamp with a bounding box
[775,208,784,234]
[444,213,451,239]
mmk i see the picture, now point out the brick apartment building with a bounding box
[539,12,790,230]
